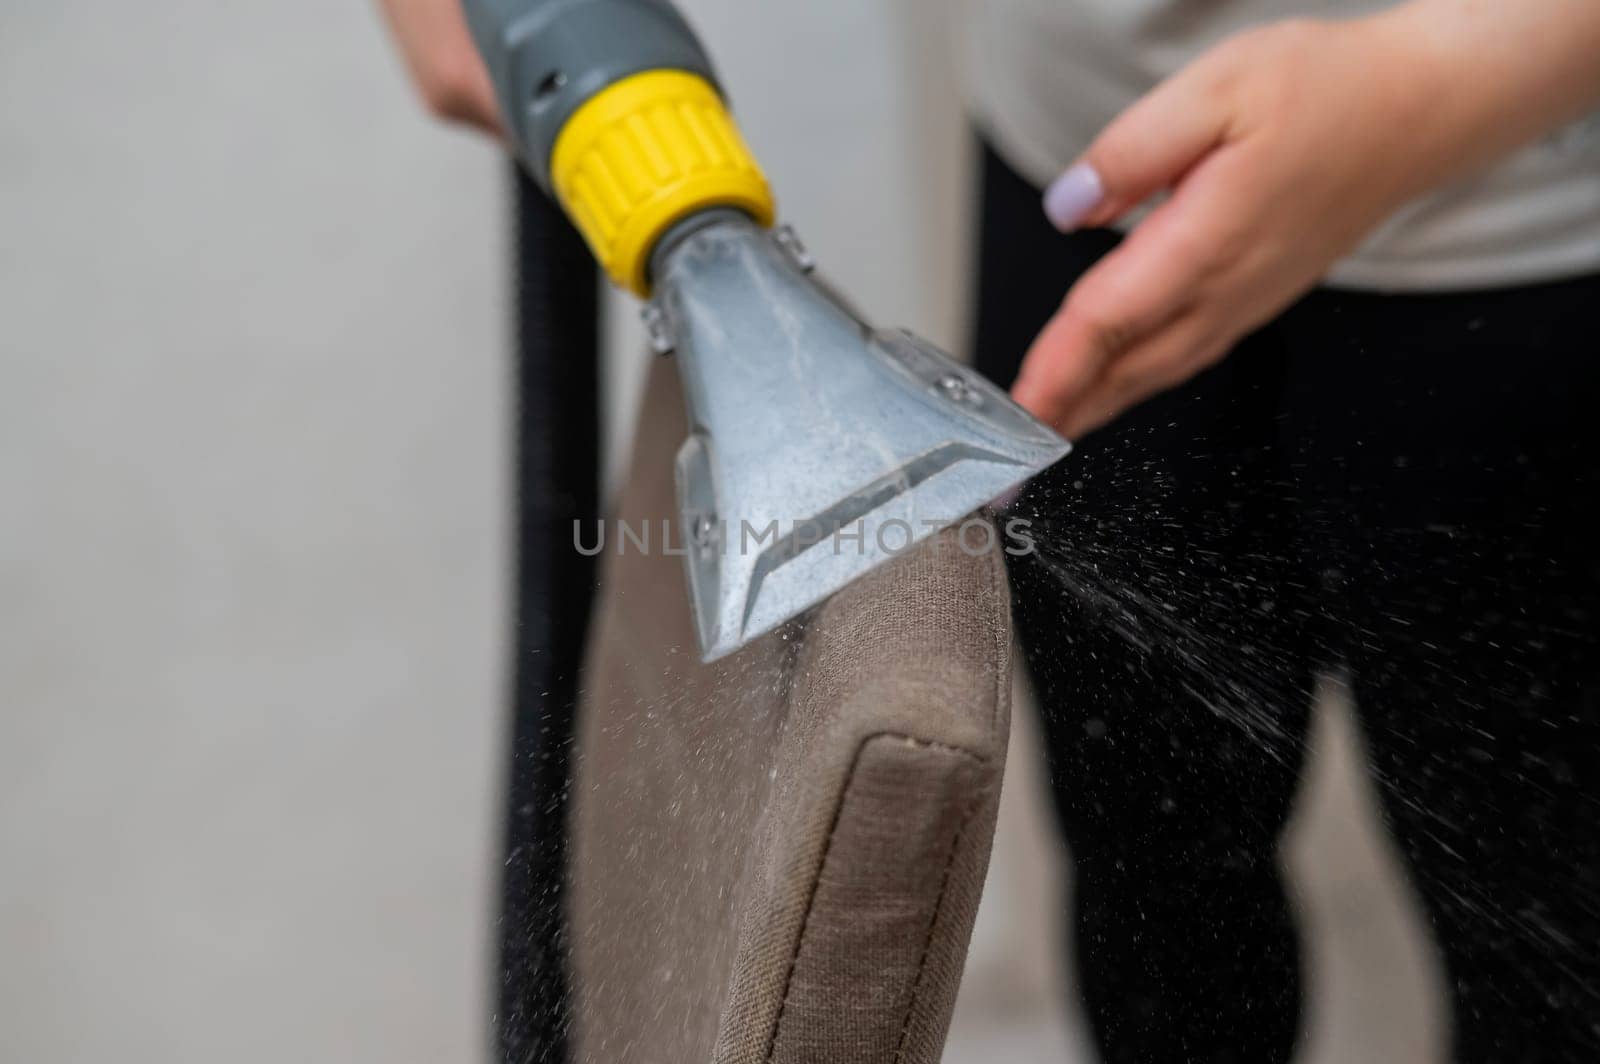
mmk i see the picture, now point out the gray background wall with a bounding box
[2,4,506,1060]
[1,3,1439,1061]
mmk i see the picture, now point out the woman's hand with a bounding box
[376,0,502,135]
[1014,1,1600,439]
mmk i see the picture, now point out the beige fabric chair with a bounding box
[570,358,1014,1063]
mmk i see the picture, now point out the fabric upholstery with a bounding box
[570,356,1013,1063]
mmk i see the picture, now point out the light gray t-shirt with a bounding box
[957,0,1600,290]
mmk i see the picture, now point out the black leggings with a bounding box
[972,143,1600,1063]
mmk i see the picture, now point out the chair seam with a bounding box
[762,731,987,1064]
[891,785,985,1064]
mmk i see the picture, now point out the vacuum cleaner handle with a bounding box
[461,0,776,296]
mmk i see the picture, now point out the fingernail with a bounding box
[1042,163,1104,231]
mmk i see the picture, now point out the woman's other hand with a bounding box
[376,0,502,135]
[1014,2,1600,438]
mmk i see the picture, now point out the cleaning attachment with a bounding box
[465,0,1071,660]
[649,211,1069,659]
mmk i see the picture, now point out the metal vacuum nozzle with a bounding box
[650,211,1071,661]
[463,0,1071,660]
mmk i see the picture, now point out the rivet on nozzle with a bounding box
[937,372,979,405]
[641,303,676,356]
[773,224,815,274]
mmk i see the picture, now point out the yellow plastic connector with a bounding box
[550,70,776,297]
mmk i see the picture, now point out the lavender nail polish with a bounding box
[1043,163,1104,231]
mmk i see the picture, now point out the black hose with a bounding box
[497,164,600,1064]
